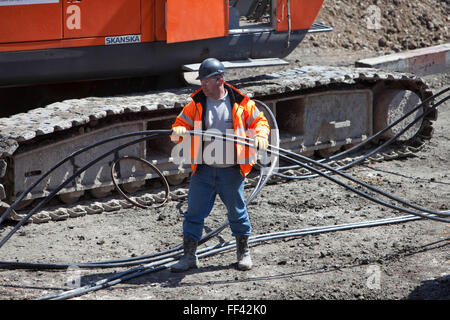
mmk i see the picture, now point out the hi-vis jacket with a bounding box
[171,82,270,177]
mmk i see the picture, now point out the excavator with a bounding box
[0,0,436,221]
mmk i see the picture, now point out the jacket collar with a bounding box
[190,82,249,107]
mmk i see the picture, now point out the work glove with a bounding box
[172,126,187,136]
[254,135,269,151]
[171,126,188,142]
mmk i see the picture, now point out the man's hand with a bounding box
[171,126,188,142]
[254,135,269,150]
[172,126,187,136]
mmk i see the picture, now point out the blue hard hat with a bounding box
[196,58,226,80]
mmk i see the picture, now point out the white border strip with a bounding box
[0,0,58,6]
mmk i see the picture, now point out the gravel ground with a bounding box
[0,1,449,305]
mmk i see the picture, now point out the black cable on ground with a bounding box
[39,214,427,300]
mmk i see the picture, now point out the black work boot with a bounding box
[170,236,199,272]
[236,235,253,270]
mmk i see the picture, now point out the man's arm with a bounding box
[246,100,270,150]
[171,101,195,143]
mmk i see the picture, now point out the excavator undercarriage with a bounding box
[0,65,436,222]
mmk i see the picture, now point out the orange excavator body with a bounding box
[0,0,328,116]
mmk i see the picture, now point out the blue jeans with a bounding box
[183,165,251,242]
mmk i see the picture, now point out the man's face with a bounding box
[200,75,223,98]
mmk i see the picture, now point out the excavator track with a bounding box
[0,66,436,223]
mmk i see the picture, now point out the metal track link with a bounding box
[9,188,190,224]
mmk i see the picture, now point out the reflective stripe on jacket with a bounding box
[171,82,270,177]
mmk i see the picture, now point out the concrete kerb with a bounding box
[356,43,450,76]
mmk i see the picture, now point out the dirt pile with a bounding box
[304,0,449,52]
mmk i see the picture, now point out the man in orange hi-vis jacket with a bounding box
[170,58,270,272]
